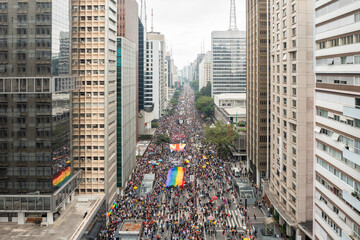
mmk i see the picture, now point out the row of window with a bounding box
[73,146,105,150]
[317,33,360,50]
[316,108,360,129]
[72,15,105,22]
[5,167,51,177]
[72,5,105,11]
[73,124,105,128]
[73,135,105,139]
[0,181,52,190]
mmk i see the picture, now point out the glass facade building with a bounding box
[0,0,81,223]
[116,37,136,188]
[211,30,246,96]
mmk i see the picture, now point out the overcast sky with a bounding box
[139,0,246,69]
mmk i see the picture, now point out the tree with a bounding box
[190,79,199,91]
[203,121,240,158]
[155,134,171,152]
[155,134,170,145]
[200,82,211,97]
[195,96,214,118]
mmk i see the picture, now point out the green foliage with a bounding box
[155,134,170,145]
[195,96,214,118]
[203,121,240,158]
[200,82,211,97]
[190,79,199,91]
[138,135,153,141]
[151,121,158,128]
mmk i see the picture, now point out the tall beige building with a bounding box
[71,0,118,206]
[264,0,314,238]
[246,0,270,186]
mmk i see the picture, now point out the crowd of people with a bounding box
[99,85,258,239]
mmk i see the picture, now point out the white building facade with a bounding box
[314,0,360,239]
[211,30,246,96]
[144,33,167,120]
[199,51,212,90]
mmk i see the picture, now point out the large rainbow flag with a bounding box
[165,167,185,188]
[169,143,186,151]
[53,167,71,187]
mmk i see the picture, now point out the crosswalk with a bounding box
[205,209,244,229]
[225,209,243,229]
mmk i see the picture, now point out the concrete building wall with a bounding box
[266,0,315,238]
[71,0,118,206]
[314,0,360,239]
[246,0,270,186]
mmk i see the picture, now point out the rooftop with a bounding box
[224,107,246,116]
[0,195,105,240]
[214,93,246,101]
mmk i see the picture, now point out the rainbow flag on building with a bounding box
[165,167,185,188]
[53,167,71,187]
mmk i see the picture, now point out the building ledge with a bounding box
[299,221,313,239]
[263,181,297,227]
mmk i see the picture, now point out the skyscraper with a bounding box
[314,1,360,239]
[71,0,118,206]
[116,37,136,189]
[264,0,315,238]
[211,30,246,96]
[116,0,138,190]
[246,0,270,186]
[144,32,167,119]
[199,51,212,90]
[0,0,82,224]
[138,19,145,111]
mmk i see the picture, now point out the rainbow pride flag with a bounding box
[165,167,185,188]
[169,143,186,151]
[53,167,71,187]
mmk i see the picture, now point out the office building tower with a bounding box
[138,19,145,111]
[199,51,212,90]
[0,0,82,224]
[144,32,166,119]
[116,0,138,189]
[314,1,360,239]
[166,54,175,88]
[71,0,118,206]
[246,0,270,186]
[264,0,315,238]
[116,37,136,189]
[211,30,246,96]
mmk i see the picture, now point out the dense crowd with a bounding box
[99,85,257,239]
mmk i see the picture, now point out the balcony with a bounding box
[342,190,360,213]
[343,148,360,166]
[343,106,360,120]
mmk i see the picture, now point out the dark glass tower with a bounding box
[0,1,81,222]
[138,18,144,111]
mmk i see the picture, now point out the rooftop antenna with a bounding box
[229,0,238,30]
[151,8,154,32]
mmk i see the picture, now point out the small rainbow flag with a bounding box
[165,167,185,188]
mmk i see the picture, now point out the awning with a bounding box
[314,126,321,133]
[264,217,275,225]
[331,132,340,141]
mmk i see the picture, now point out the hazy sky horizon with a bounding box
[138,0,246,69]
